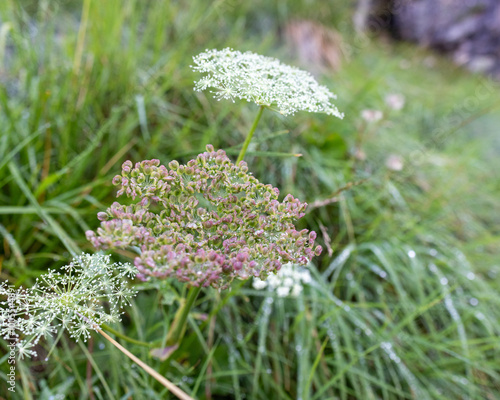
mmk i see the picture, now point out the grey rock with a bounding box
[358,0,500,78]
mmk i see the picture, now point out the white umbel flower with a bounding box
[192,48,344,118]
[253,263,312,297]
[0,254,137,357]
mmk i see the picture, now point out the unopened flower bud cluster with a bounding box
[87,145,322,290]
[0,254,137,358]
[192,48,344,118]
[253,262,312,297]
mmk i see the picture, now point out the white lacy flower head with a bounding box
[0,253,137,358]
[253,263,312,297]
[192,48,344,118]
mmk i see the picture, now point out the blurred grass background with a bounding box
[1,0,500,399]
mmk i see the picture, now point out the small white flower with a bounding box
[276,286,291,297]
[385,94,405,111]
[385,154,404,171]
[17,341,37,359]
[252,279,268,290]
[361,109,383,123]
[290,284,303,297]
[252,263,312,298]
[192,48,344,118]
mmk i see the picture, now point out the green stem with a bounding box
[236,105,265,164]
[101,323,152,348]
[165,285,202,347]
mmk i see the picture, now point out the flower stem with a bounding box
[236,105,265,163]
[97,328,194,400]
[101,323,152,348]
[165,285,202,347]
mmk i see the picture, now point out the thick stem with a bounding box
[165,285,202,347]
[236,105,265,164]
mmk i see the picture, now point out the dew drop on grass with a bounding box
[295,345,302,352]
[407,250,416,258]
[345,272,353,281]
[469,298,479,306]
[99,343,105,350]
[354,328,361,336]
[343,305,351,312]
[475,312,485,320]
[429,249,438,256]
[327,330,336,340]
[440,277,448,285]
[466,272,475,280]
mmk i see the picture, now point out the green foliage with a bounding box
[1,0,500,399]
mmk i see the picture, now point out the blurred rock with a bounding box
[356,0,500,78]
[284,20,343,73]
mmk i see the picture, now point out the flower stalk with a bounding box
[101,323,152,348]
[165,285,202,349]
[237,105,265,163]
[97,328,194,400]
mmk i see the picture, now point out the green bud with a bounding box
[168,160,179,170]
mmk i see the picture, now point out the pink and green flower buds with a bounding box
[86,145,322,290]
